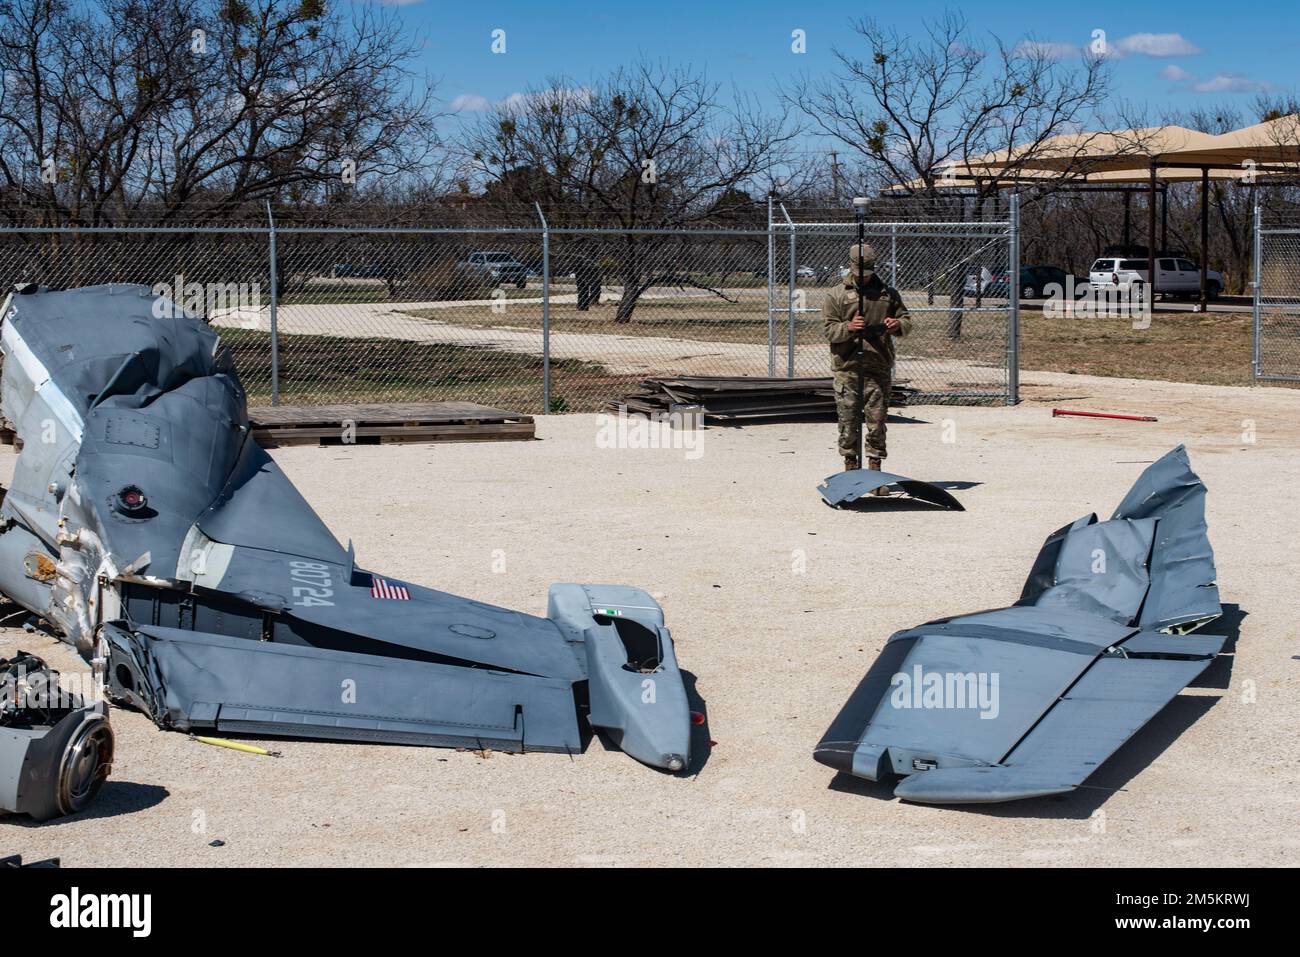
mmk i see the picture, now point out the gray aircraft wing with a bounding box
[815,446,1224,803]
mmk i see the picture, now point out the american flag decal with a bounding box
[370,576,410,601]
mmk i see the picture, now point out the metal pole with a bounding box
[1252,199,1262,383]
[1147,161,1158,311]
[890,223,898,288]
[783,204,796,378]
[1199,167,1209,312]
[535,202,551,413]
[767,196,775,376]
[266,201,279,407]
[1161,185,1169,253]
[1007,193,1021,406]
[854,198,868,462]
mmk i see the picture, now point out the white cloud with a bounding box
[1192,72,1276,93]
[1156,64,1276,94]
[1014,40,1081,61]
[451,87,594,115]
[498,87,593,113]
[1159,64,1196,83]
[450,94,491,112]
[1115,32,1201,58]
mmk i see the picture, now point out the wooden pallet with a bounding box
[247,402,535,447]
[1,403,535,449]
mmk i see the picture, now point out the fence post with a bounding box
[265,201,280,406]
[767,196,775,376]
[535,203,551,412]
[890,223,898,288]
[1007,193,1020,406]
[1252,200,1262,384]
[781,204,796,378]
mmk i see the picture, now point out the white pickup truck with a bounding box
[1089,256,1223,300]
[462,251,530,288]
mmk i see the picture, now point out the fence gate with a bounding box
[1254,209,1300,383]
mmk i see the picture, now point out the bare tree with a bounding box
[785,12,1116,199]
[459,60,799,322]
[0,0,443,224]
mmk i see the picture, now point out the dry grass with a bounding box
[1018,308,1287,388]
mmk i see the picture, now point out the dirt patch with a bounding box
[1020,308,1294,388]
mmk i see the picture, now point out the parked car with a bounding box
[977,265,1090,299]
[964,266,997,296]
[462,251,530,288]
[1088,256,1223,299]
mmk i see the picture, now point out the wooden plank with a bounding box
[253,421,534,447]
[248,401,532,428]
[0,405,534,448]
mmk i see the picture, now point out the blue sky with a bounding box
[381,0,1299,138]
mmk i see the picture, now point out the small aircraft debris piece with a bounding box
[818,468,964,510]
[193,735,281,757]
[1052,408,1158,422]
[814,446,1223,803]
[0,651,113,821]
[0,285,691,772]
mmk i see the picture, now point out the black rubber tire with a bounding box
[22,711,114,822]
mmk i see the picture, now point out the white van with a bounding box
[1089,256,1223,299]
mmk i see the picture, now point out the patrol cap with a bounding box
[848,243,876,277]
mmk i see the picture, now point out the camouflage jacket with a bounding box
[822,275,912,373]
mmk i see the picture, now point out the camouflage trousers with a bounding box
[834,367,891,464]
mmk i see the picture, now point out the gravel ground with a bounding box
[2,369,1297,867]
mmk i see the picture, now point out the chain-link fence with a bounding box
[773,197,1019,403]
[1254,208,1300,384]
[0,202,1020,411]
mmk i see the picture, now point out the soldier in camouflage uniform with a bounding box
[823,244,912,476]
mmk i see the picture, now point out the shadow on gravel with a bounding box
[9,781,170,827]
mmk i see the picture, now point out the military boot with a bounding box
[868,457,888,496]
[844,455,861,472]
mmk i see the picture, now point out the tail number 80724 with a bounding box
[290,561,335,607]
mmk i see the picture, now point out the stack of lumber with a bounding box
[608,376,916,422]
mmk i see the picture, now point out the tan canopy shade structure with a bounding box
[911,125,1230,178]
[885,163,1253,191]
[885,118,1300,310]
[1159,115,1300,168]
[1005,125,1230,173]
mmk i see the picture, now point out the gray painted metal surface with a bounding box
[818,468,965,511]
[814,447,1223,803]
[0,285,690,771]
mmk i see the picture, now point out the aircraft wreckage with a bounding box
[0,284,691,773]
[814,446,1225,803]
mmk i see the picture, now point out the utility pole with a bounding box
[830,150,841,202]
